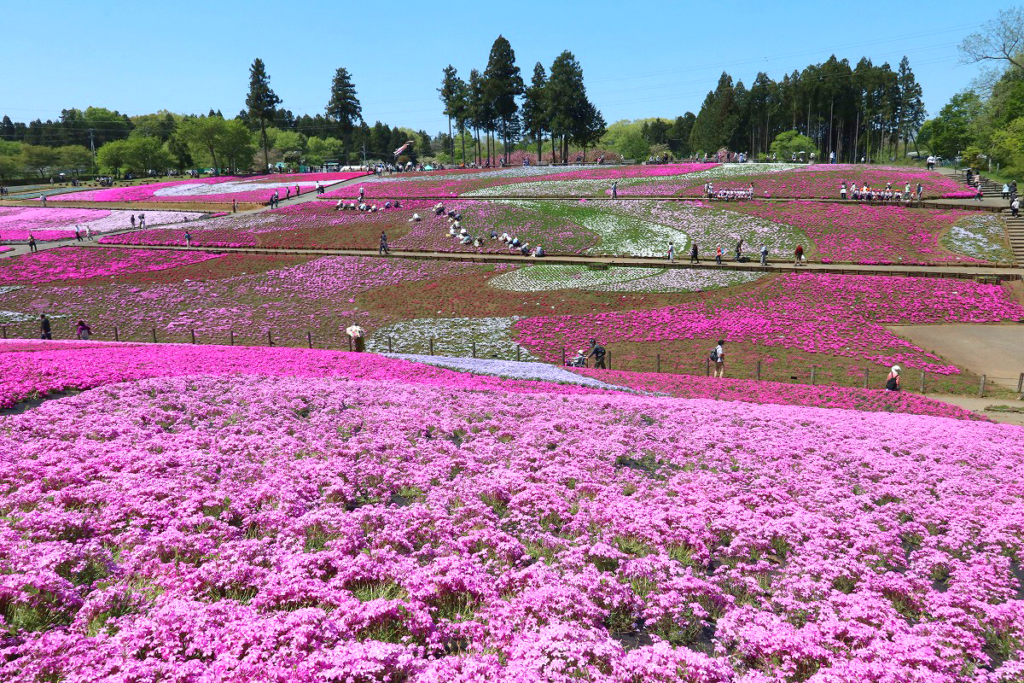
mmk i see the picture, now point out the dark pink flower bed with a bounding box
[572,368,981,420]
[730,202,984,264]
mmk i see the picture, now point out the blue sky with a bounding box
[0,1,995,134]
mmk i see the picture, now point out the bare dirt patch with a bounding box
[888,323,1024,389]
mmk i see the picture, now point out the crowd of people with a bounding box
[840,181,923,204]
[429,202,545,256]
[700,182,756,201]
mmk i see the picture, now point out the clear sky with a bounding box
[0,0,997,134]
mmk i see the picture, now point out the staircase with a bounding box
[945,168,1003,198]
[1004,213,1024,265]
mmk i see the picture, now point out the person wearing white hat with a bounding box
[885,365,901,392]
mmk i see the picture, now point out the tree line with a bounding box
[438,36,606,165]
[0,60,441,181]
[678,55,924,162]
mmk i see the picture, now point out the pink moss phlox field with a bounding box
[322,165,717,199]
[2,357,1024,680]
[0,340,612,409]
[732,202,985,264]
[679,165,964,198]
[47,173,365,204]
[0,247,222,285]
[571,368,981,420]
[0,207,205,241]
[514,273,1024,374]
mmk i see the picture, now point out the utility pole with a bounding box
[361,144,366,166]
[88,129,96,162]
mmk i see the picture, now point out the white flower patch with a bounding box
[384,354,630,391]
[605,200,801,254]
[676,163,803,183]
[490,264,765,293]
[0,310,38,324]
[490,265,656,292]
[465,179,613,197]
[941,215,1013,262]
[589,268,765,292]
[366,316,536,360]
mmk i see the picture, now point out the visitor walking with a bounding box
[611,181,618,199]
[28,235,38,253]
[346,324,365,352]
[85,226,93,241]
[130,214,136,228]
[74,226,82,242]
[715,247,722,265]
[667,242,675,262]
[232,199,237,213]
[840,182,847,200]
[1012,197,1020,218]
[1003,183,1010,200]
[885,365,902,392]
[794,245,804,266]
[76,320,92,340]
[40,314,52,340]
[588,339,607,369]
[184,231,192,248]
[139,213,146,228]
[689,242,700,264]
[379,231,389,255]
[760,245,768,266]
[358,186,365,202]
[734,239,743,262]
[711,340,725,378]
[916,183,924,202]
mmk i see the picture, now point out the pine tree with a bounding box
[484,36,524,164]
[245,58,281,172]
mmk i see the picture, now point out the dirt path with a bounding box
[927,394,1024,426]
[889,323,1024,388]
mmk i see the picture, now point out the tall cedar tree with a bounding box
[521,62,548,162]
[546,51,586,163]
[245,58,281,172]
[326,67,363,162]
[439,66,461,161]
[483,36,524,164]
[468,69,493,165]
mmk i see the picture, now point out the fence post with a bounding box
[516,345,521,362]
[113,326,119,342]
[267,330,273,347]
[429,337,434,355]
[388,336,393,353]
[562,346,566,366]
[863,367,869,389]
[979,374,987,398]
[657,354,661,373]
[921,370,927,394]
[756,360,762,381]
[151,328,157,343]
[307,331,312,349]
[607,350,612,370]
[230,330,234,346]
[706,358,710,376]
[1,325,5,339]
[811,367,816,386]
[1018,372,1024,394]
[472,341,476,358]
[191,329,196,344]
[348,335,353,352]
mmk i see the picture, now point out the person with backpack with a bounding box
[588,339,606,369]
[40,314,52,340]
[715,247,722,265]
[689,242,700,264]
[760,245,769,266]
[794,245,804,266]
[711,340,725,378]
[885,365,901,391]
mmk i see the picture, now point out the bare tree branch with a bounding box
[960,7,1024,69]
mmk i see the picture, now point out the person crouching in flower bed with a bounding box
[885,365,901,391]
[346,325,365,352]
